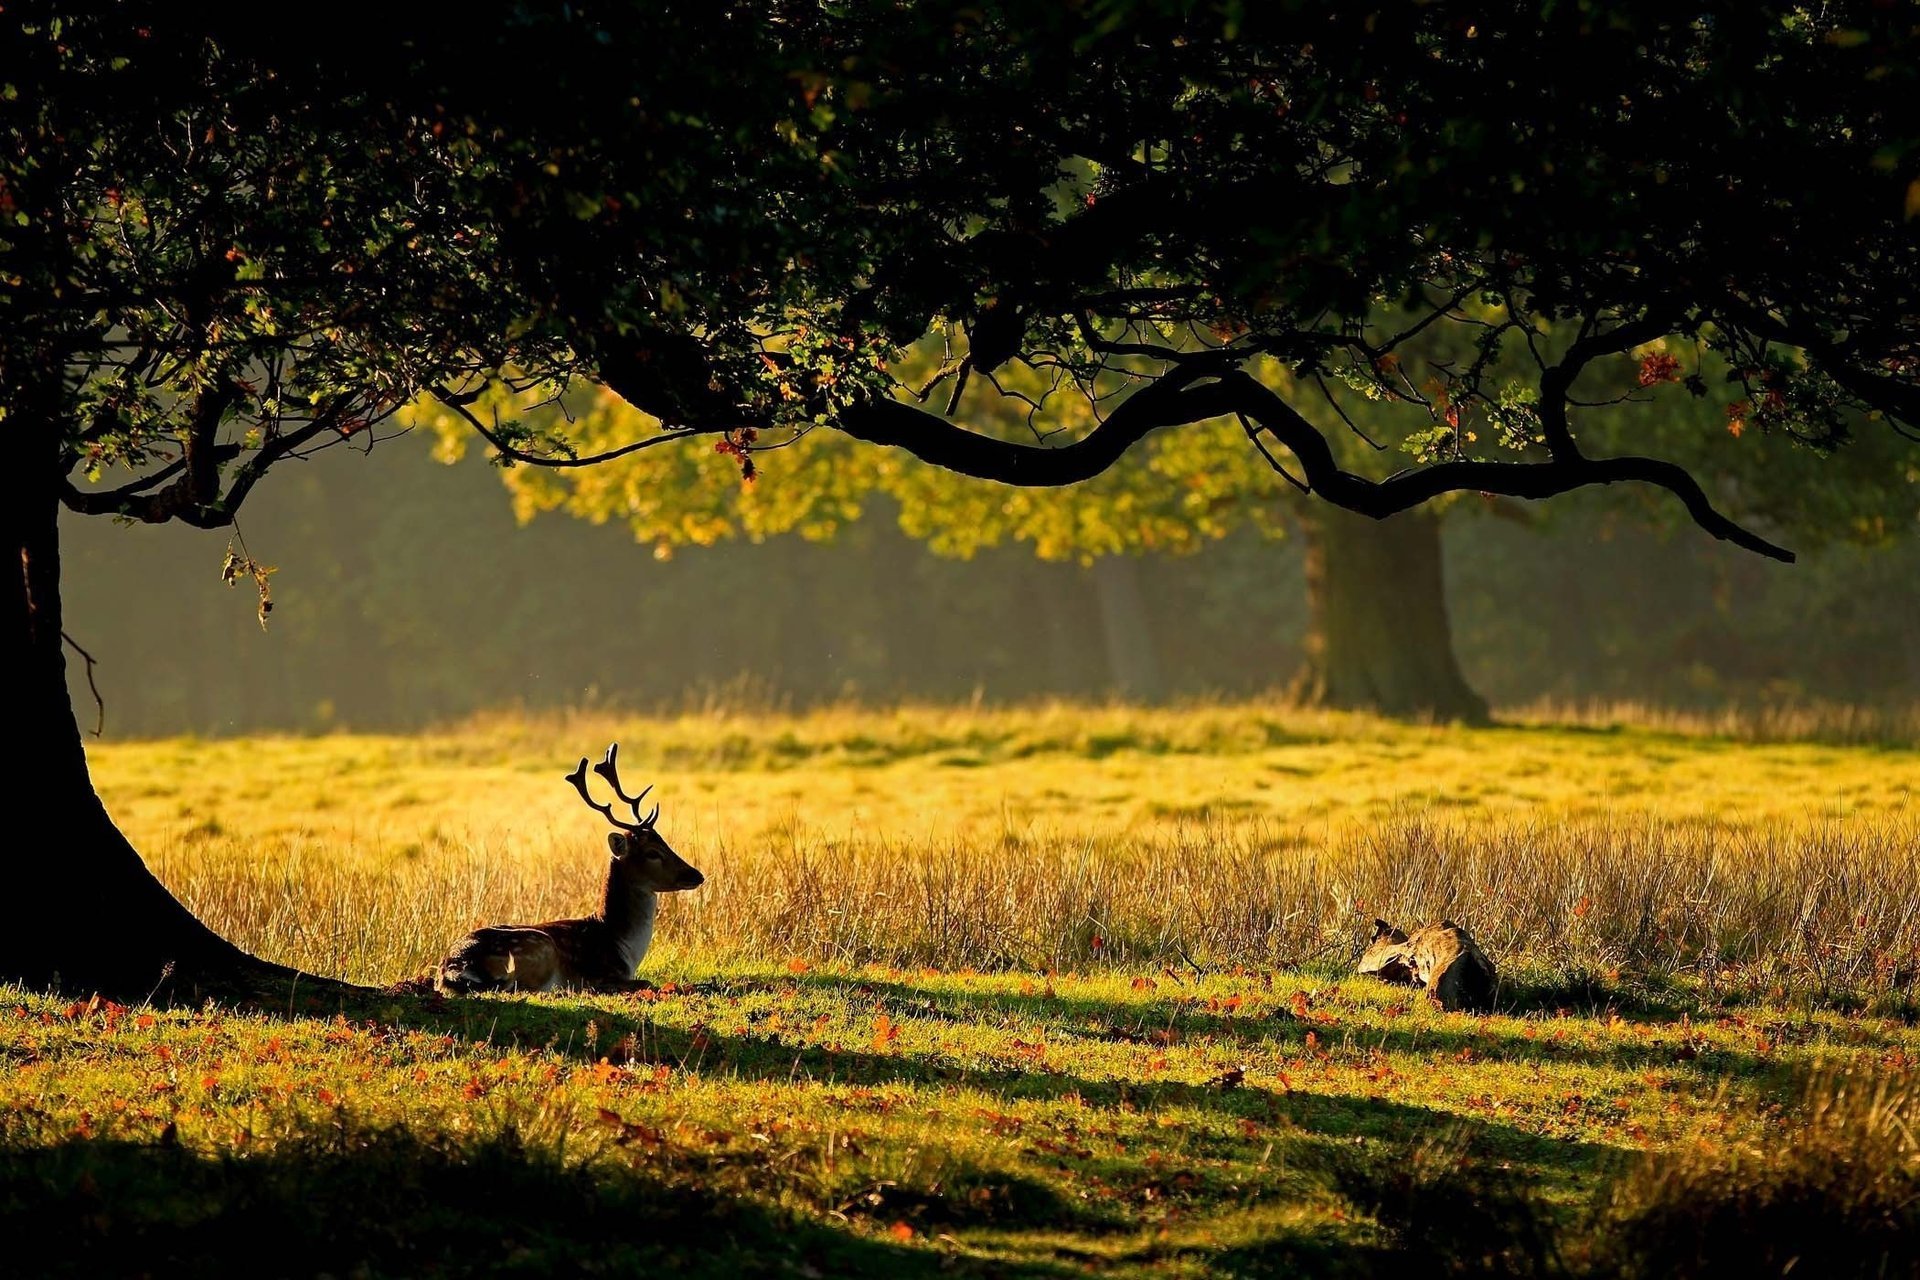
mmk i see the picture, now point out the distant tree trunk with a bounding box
[1292,506,1488,723]
[1092,555,1164,700]
[2,424,328,998]
[1026,561,1087,695]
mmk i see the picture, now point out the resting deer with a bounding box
[1357,918,1498,1012]
[437,744,703,994]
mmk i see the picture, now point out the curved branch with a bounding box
[1538,315,1678,459]
[64,406,363,529]
[1220,371,1794,562]
[828,368,1793,562]
[60,445,243,515]
[431,389,711,467]
[833,365,1236,484]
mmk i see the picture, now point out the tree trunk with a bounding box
[1091,555,1164,700]
[1292,506,1489,723]
[1,431,330,999]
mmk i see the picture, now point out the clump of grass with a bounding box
[1586,1064,1920,1279]
[1317,1130,1563,1279]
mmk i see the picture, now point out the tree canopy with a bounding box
[8,0,1920,996]
[14,1,1918,565]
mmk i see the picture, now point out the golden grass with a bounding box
[86,699,1920,990]
[18,699,1920,1275]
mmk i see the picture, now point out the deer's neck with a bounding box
[600,869,658,976]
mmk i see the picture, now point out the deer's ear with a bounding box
[1372,918,1395,938]
[608,832,629,858]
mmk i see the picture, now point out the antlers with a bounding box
[565,742,659,832]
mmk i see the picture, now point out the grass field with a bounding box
[6,700,1920,1276]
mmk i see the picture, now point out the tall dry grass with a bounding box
[149,811,1920,994]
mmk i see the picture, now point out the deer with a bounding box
[436,744,703,995]
[1357,918,1498,1012]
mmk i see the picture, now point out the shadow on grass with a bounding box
[323,969,1811,1135]
[763,971,1797,1080]
[0,1123,996,1280]
[353,989,1629,1201]
[1223,1133,1570,1280]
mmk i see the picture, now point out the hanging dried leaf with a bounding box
[220,539,277,629]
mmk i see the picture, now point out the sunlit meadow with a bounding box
[8,699,1918,1275]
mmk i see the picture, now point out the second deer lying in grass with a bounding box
[1357,919,1498,1012]
[437,744,703,995]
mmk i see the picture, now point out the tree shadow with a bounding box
[761,971,1804,1080]
[283,964,1846,1093]
[349,989,1628,1201]
[0,1122,1023,1280]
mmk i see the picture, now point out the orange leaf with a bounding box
[1573,895,1592,919]
[887,1221,915,1242]
[135,1014,156,1030]
[785,958,812,974]
[1637,352,1681,386]
[872,1014,901,1050]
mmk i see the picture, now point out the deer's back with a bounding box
[1405,922,1496,1011]
[439,915,623,993]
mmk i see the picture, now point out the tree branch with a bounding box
[60,445,242,515]
[1716,295,1920,433]
[833,365,1237,485]
[62,630,105,737]
[182,419,338,527]
[826,368,1794,562]
[1537,315,1678,459]
[1217,371,1795,562]
[431,388,710,467]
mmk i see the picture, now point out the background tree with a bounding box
[9,1,1919,993]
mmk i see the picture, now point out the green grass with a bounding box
[11,700,1920,1275]
[7,964,1917,1276]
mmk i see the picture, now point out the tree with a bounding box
[3,4,837,992]
[9,2,1919,994]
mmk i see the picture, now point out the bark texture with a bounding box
[1292,507,1489,723]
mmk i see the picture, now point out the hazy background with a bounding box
[61,433,1919,736]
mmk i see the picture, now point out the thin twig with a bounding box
[62,630,105,736]
[431,387,705,466]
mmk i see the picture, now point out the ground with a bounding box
[5,700,1917,1276]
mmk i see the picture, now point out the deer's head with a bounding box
[566,743,705,892]
[1357,918,1414,983]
